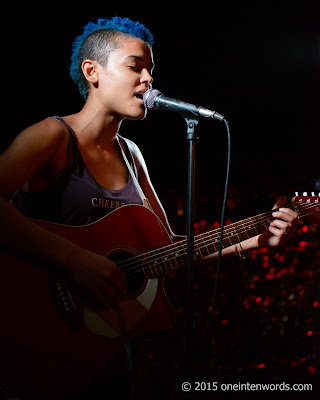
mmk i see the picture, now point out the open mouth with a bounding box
[135,93,144,100]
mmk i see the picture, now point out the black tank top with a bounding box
[12,117,143,225]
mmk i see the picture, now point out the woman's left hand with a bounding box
[258,195,298,248]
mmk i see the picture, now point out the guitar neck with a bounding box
[122,205,296,280]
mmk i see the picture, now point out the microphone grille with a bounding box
[143,89,162,109]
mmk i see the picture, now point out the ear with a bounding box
[81,59,99,85]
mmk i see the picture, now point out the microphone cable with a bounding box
[203,118,231,365]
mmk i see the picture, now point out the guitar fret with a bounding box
[209,234,219,252]
[175,251,185,267]
[262,219,271,231]
[223,230,234,246]
[201,235,212,256]
[248,223,259,236]
[146,263,156,278]
[154,248,186,277]
[242,228,251,239]
[166,254,176,272]
[156,262,163,275]
[154,250,170,276]
[162,255,172,272]
[146,250,160,278]
[225,229,236,241]
[167,252,179,271]
[194,241,204,259]
[163,258,170,273]
[238,231,249,241]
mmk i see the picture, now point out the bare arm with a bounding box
[0,119,127,309]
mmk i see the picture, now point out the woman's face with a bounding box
[92,37,154,121]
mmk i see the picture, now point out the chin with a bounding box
[128,108,147,121]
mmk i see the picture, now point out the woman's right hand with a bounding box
[65,249,128,310]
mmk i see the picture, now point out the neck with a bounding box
[67,97,124,148]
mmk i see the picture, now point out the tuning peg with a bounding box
[303,192,308,196]
[311,192,315,196]
[295,192,299,196]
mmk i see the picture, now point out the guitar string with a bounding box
[117,210,274,270]
[118,204,284,272]
[119,213,315,277]
[117,202,317,276]
[118,203,317,276]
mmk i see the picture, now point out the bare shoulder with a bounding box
[16,118,69,148]
[0,118,70,197]
[2,118,69,161]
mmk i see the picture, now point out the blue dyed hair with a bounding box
[70,17,154,99]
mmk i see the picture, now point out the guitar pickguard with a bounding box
[84,278,158,338]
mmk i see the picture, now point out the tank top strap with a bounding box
[116,135,153,211]
[48,116,83,167]
[117,135,138,177]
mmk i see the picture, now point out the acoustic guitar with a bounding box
[1,194,319,399]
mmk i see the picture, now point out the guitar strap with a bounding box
[116,136,153,211]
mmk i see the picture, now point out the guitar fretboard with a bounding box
[119,207,288,279]
[118,196,320,279]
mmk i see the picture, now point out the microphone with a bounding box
[143,89,225,121]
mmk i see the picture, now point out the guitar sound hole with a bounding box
[109,252,145,297]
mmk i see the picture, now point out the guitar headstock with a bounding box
[292,192,320,226]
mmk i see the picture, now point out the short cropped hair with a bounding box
[70,17,154,99]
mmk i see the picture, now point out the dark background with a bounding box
[2,1,320,202]
[2,2,320,399]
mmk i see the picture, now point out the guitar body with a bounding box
[2,195,318,399]
[0,205,176,400]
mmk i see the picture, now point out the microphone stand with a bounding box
[183,113,199,383]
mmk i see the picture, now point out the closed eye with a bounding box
[129,65,142,72]
[125,55,154,75]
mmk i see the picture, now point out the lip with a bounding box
[135,88,149,98]
[134,91,146,105]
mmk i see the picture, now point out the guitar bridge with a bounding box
[50,275,83,332]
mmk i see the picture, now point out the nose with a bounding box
[141,68,153,86]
